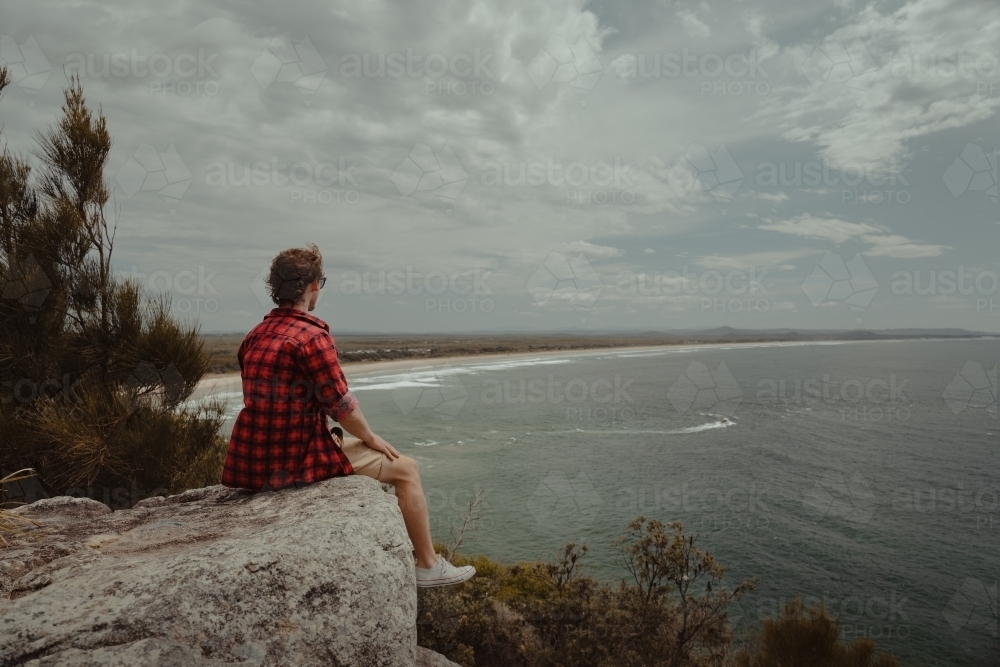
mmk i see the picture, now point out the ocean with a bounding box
[203,338,999,665]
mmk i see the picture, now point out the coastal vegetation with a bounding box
[0,69,227,500]
[419,518,901,667]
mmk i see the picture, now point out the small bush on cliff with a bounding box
[732,595,900,667]
[0,68,226,505]
[419,517,757,667]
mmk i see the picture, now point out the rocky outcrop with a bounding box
[0,476,425,666]
[415,647,461,667]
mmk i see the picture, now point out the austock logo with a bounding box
[203,156,361,206]
[122,359,188,432]
[526,34,603,104]
[943,361,998,418]
[801,252,878,324]
[526,252,603,324]
[667,360,743,415]
[799,36,877,100]
[730,588,912,637]
[610,48,771,94]
[0,35,52,104]
[1,254,52,322]
[802,470,877,527]
[121,265,220,316]
[338,48,496,98]
[251,35,327,103]
[391,143,469,207]
[389,364,469,429]
[754,157,910,205]
[115,143,193,215]
[2,374,82,406]
[667,143,743,215]
[126,360,187,403]
[249,264,275,309]
[943,143,998,207]
[63,48,220,97]
[527,470,603,530]
[249,263,328,309]
[942,578,997,636]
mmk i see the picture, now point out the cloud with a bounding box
[759,215,883,244]
[691,248,819,271]
[677,10,711,38]
[862,234,950,258]
[562,241,625,258]
[759,214,950,258]
[0,0,994,332]
[758,0,1000,169]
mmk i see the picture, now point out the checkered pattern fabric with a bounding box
[221,307,358,490]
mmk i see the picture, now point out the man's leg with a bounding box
[339,435,438,568]
[375,455,438,569]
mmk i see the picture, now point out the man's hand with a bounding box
[364,433,400,461]
[339,404,400,460]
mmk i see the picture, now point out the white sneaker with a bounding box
[415,556,476,588]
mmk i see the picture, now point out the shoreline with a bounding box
[192,335,984,397]
[194,343,675,396]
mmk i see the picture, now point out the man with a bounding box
[222,244,475,588]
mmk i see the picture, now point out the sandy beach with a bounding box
[192,343,680,399]
[192,337,888,399]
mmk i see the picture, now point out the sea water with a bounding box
[205,338,999,665]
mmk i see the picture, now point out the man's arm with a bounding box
[339,405,401,461]
[299,331,401,461]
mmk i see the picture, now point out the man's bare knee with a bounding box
[381,455,419,485]
[399,455,420,482]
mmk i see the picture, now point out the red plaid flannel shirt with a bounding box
[222,307,359,490]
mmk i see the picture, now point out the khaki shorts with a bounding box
[335,431,387,481]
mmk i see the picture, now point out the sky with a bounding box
[1,0,998,333]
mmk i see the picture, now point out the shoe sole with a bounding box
[416,570,476,588]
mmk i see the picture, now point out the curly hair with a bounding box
[266,243,323,306]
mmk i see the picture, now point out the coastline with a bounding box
[192,335,976,397]
[193,343,675,396]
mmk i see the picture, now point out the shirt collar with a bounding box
[264,306,330,332]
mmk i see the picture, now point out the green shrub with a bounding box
[732,595,900,667]
[0,69,226,505]
[419,517,757,667]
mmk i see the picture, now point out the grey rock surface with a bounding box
[416,647,463,667]
[1,476,417,666]
[20,637,244,666]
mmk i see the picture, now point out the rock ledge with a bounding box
[1,476,422,667]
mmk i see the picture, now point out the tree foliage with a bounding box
[419,518,757,667]
[0,68,226,504]
[732,595,901,667]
